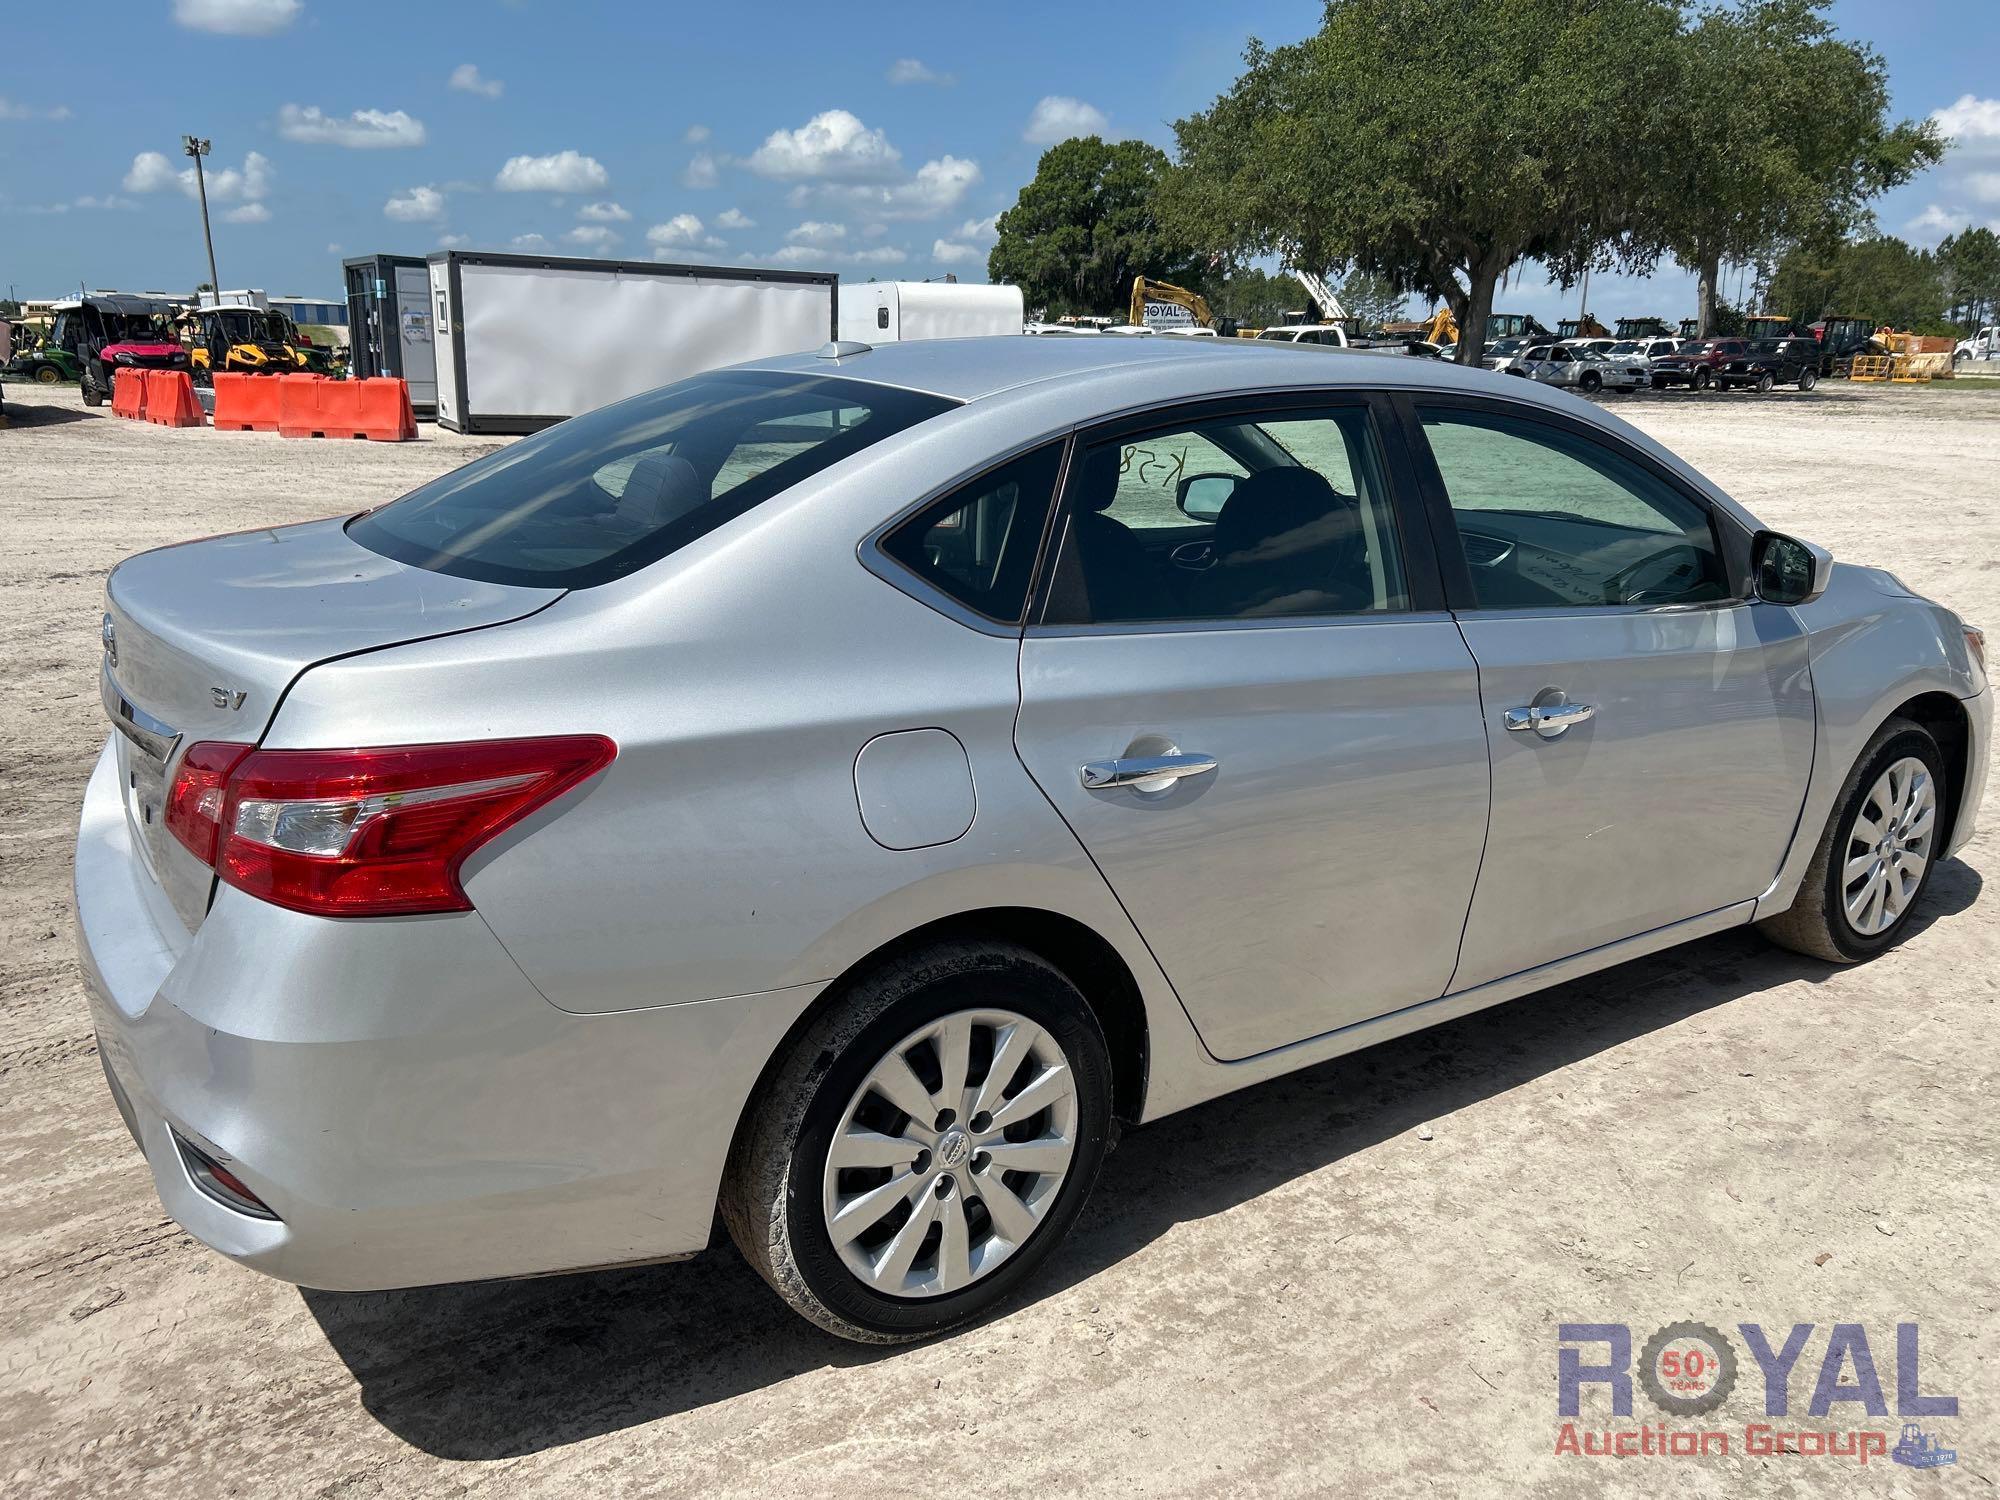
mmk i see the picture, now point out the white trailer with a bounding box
[428,251,839,434]
[837,280,1023,342]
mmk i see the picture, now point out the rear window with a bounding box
[349,370,955,588]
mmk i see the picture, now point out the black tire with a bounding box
[33,363,61,386]
[1798,367,1818,392]
[721,941,1114,1343]
[1755,371,1775,393]
[1578,369,1602,393]
[1651,377,1667,390]
[1693,366,1714,391]
[1757,717,1946,963]
[80,364,106,407]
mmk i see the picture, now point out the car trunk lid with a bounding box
[101,517,561,934]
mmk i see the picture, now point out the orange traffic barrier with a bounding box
[211,371,282,432]
[143,369,206,428]
[110,368,147,419]
[351,377,417,442]
[276,373,331,439]
[276,376,417,442]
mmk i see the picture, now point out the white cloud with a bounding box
[326,241,342,254]
[0,96,71,121]
[887,58,952,86]
[684,124,711,144]
[384,185,445,222]
[173,0,301,35]
[223,201,270,224]
[74,194,136,211]
[932,220,997,266]
[124,148,271,203]
[815,155,980,220]
[682,152,719,189]
[647,213,725,251]
[279,104,426,148]
[1934,94,2000,143]
[747,109,902,181]
[565,224,620,248]
[495,150,609,192]
[1024,95,1110,145]
[785,220,847,246]
[511,233,550,250]
[716,207,755,230]
[932,238,980,266]
[449,63,503,99]
[437,233,469,248]
[577,200,631,222]
[769,243,907,268]
[1907,205,1957,236]
[1969,172,2000,205]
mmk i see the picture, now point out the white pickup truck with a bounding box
[1955,326,1999,369]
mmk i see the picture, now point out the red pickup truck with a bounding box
[1649,337,1751,391]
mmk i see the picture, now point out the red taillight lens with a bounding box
[169,735,615,918]
[165,741,254,865]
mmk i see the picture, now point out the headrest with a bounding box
[1214,467,1348,557]
[1074,445,1123,513]
[615,451,708,530]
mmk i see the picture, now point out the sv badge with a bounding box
[211,687,248,711]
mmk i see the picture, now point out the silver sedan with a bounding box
[1515,343,1650,392]
[78,338,1989,1342]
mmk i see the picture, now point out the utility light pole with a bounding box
[182,135,219,299]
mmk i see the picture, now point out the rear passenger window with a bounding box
[880,442,1063,623]
[1044,407,1408,625]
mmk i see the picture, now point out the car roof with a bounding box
[740,334,1528,406]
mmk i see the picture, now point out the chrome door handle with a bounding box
[1080,753,1219,790]
[1503,701,1596,737]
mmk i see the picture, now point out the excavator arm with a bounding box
[1130,277,1221,331]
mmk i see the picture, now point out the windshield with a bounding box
[1489,338,1529,355]
[349,370,956,589]
[1607,341,1640,355]
[105,313,172,343]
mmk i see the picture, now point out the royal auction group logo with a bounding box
[1556,1321,1958,1468]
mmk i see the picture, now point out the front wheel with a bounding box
[722,942,1113,1343]
[79,364,107,407]
[1578,369,1602,393]
[1755,371,1775,394]
[1693,367,1714,391]
[1798,367,1817,392]
[1758,718,1946,963]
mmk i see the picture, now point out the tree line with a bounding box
[990,0,1962,360]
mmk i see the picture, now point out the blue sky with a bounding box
[2,0,1996,323]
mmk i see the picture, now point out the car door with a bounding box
[1013,395,1492,1061]
[1398,396,1816,989]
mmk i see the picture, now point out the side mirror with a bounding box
[1752,529,1833,606]
[1177,472,1238,521]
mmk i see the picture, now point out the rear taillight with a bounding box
[165,736,615,917]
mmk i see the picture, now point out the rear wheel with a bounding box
[1798,367,1817,391]
[33,363,61,385]
[1758,718,1945,963]
[722,942,1113,1343]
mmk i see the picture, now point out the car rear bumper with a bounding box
[75,735,819,1291]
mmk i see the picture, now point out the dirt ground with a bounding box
[1,377,1995,1498]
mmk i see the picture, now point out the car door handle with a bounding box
[1503,701,1596,737]
[1080,754,1219,790]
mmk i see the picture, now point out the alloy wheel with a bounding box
[1841,755,1936,937]
[821,1008,1078,1299]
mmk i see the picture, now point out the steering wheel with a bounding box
[1604,546,1701,606]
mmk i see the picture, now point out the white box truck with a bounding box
[428,251,839,434]
[838,281,1023,342]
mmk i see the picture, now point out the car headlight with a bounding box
[114,351,135,364]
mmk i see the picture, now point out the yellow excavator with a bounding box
[1128,277,1236,336]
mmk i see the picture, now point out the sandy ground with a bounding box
[1,377,1995,1497]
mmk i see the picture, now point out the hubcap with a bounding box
[1841,756,1936,937]
[822,1009,1078,1299]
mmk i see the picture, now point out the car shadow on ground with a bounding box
[305,859,1980,1460]
[0,396,94,426]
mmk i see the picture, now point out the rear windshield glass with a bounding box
[348,370,955,588]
